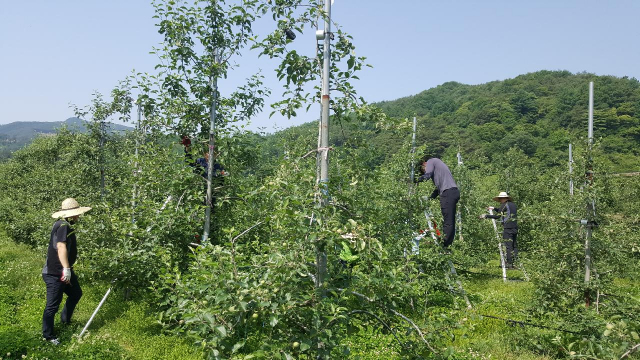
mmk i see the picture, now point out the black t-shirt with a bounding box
[42,220,77,276]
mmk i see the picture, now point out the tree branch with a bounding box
[621,343,640,359]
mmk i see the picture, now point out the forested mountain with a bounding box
[0,117,132,160]
[267,70,640,172]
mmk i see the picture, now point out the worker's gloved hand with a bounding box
[61,268,71,283]
[487,206,494,211]
[479,214,486,219]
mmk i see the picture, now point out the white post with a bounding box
[569,144,574,196]
[79,288,112,338]
[588,82,594,145]
[489,208,507,282]
[409,117,417,185]
[132,104,141,222]
[203,49,219,243]
[584,81,594,307]
[315,0,332,308]
[456,150,463,242]
[318,0,331,200]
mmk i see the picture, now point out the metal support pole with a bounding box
[584,81,594,307]
[588,82,594,144]
[132,104,141,223]
[489,208,507,282]
[314,6,332,357]
[315,0,332,292]
[409,117,417,186]
[318,0,331,203]
[79,287,112,338]
[569,143,574,196]
[99,120,106,199]
[456,150,463,242]
[406,117,418,256]
[203,50,219,243]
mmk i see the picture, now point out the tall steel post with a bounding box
[203,49,219,243]
[584,81,594,307]
[588,82,594,144]
[569,144,573,196]
[132,104,141,222]
[456,149,463,243]
[315,0,331,287]
[315,3,332,358]
[99,120,106,199]
[409,117,417,185]
[318,0,331,199]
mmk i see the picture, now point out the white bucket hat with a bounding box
[492,191,512,202]
[51,198,92,219]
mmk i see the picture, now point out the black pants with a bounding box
[502,230,518,266]
[439,187,460,248]
[42,272,82,340]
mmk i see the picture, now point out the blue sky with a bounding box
[1,0,638,132]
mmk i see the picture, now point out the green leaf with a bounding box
[232,341,245,353]
[300,341,311,351]
[216,325,227,337]
[269,315,279,327]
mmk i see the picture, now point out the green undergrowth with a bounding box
[451,260,556,359]
[1,228,637,359]
[0,230,201,360]
[344,258,557,359]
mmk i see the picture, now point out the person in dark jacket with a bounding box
[415,157,460,248]
[182,137,228,204]
[480,191,518,268]
[42,198,91,345]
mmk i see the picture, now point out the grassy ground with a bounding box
[345,260,559,359]
[0,230,201,360]
[452,262,556,359]
[1,230,635,359]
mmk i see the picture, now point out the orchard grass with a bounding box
[1,228,637,359]
[0,230,200,360]
[345,258,555,359]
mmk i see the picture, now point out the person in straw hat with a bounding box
[480,192,518,269]
[42,198,91,345]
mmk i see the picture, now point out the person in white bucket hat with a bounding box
[42,198,91,345]
[480,192,518,269]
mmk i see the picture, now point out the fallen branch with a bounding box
[388,308,436,353]
[343,289,437,353]
[621,343,640,359]
[349,310,406,350]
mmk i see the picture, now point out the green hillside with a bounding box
[0,118,132,160]
[268,70,640,172]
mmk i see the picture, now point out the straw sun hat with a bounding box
[51,198,92,219]
[492,192,512,202]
